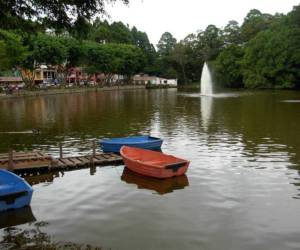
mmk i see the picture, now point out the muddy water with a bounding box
[0,89,300,250]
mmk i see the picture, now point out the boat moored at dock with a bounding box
[100,135,163,153]
[0,170,33,212]
[120,146,190,179]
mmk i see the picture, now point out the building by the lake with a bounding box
[1,65,126,87]
[133,74,177,86]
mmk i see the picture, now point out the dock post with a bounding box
[90,140,97,173]
[8,149,14,171]
[59,143,63,159]
[92,140,96,158]
[90,140,96,165]
[90,166,96,175]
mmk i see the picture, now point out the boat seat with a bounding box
[0,190,28,204]
[165,162,186,172]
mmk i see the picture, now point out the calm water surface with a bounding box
[0,89,300,250]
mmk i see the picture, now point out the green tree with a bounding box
[109,22,134,44]
[156,32,177,79]
[157,32,177,56]
[83,42,146,84]
[88,19,111,44]
[197,25,224,60]
[0,29,28,71]
[170,43,188,84]
[131,27,156,74]
[62,37,83,68]
[241,9,274,42]
[242,23,300,89]
[32,34,68,66]
[69,17,92,40]
[18,33,69,87]
[215,45,244,88]
[223,20,242,46]
[0,0,129,32]
[88,20,134,44]
[182,33,204,83]
[289,4,300,26]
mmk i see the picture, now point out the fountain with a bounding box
[200,62,213,95]
[179,61,239,99]
[200,62,214,129]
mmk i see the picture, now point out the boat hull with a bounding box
[120,146,189,179]
[0,170,33,212]
[100,135,163,153]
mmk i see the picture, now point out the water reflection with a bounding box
[22,171,61,186]
[1,89,300,249]
[200,96,213,129]
[121,167,189,195]
[281,100,300,103]
[0,206,36,229]
[0,90,155,153]
[22,168,100,186]
[1,221,103,250]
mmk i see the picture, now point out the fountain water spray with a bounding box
[200,62,213,95]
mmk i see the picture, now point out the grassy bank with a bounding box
[178,83,200,90]
[145,84,177,89]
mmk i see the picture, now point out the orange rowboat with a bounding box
[120,146,190,179]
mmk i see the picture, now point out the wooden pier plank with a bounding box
[75,157,91,165]
[0,150,123,172]
[67,158,82,166]
[101,154,111,159]
[59,159,75,167]
[94,155,106,161]
[56,159,66,168]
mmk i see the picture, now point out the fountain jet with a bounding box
[200,62,213,95]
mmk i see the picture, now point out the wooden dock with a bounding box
[0,150,122,173]
[0,151,52,171]
[51,153,122,169]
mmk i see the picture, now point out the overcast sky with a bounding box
[106,0,299,44]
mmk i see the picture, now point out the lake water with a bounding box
[0,89,300,250]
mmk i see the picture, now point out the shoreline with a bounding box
[0,85,146,99]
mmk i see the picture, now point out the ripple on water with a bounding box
[281,100,300,103]
[1,90,300,249]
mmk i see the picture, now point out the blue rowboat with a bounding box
[100,135,163,153]
[0,170,33,212]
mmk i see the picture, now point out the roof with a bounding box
[133,75,158,81]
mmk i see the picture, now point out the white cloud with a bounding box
[105,0,299,44]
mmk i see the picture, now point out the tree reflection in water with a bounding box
[1,221,105,250]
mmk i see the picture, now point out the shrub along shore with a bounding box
[0,85,146,99]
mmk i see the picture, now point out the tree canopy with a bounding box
[0,29,28,71]
[157,32,177,57]
[0,0,129,32]
[1,1,300,89]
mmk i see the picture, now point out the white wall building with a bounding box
[133,74,177,86]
